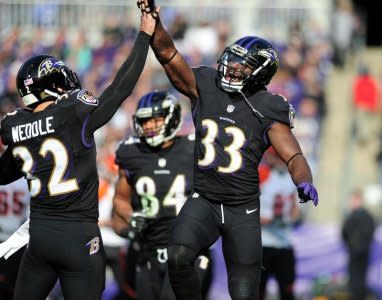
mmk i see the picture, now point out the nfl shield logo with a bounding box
[227,105,235,113]
[158,158,166,168]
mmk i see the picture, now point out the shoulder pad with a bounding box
[196,65,210,70]
[115,137,140,168]
[0,110,21,145]
[5,110,19,117]
[115,136,139,155]
[193,65,217,78]
[75,89,99,106]
[123,136,140,145]
[0,114,8,130]
[261,92,295,128]
[193,65,215,74]
[1,109,20,129]
[269,92,289,107]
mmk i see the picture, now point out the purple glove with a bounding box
[297,182,319,206]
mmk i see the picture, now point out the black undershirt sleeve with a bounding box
[86,31,151,134]
[0,148,23,185]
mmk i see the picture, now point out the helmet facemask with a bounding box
[217,38,278,93]
[218,50,253,93]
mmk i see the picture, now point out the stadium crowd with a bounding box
[0,9,331,166]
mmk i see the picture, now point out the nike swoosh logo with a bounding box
[246,208,258,214]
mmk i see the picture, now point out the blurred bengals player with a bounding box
[0,140,30,300]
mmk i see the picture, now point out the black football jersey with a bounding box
[115,135,194,250]
[0,89,101,222]
[191,66,294,204]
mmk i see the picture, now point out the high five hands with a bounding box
[137,0,159,19]
[138,0,160,35]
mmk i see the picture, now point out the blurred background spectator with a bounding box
[0,178,29,300]
[331,0,356,68]
[341,189,376,300]
[259,149,302,300]
[352,65,381,145]
[0,143,29,300]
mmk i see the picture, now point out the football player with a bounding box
[0,10,157,300]
[112,90,212,300]
[137,1,319,300]
[0,157,30,300]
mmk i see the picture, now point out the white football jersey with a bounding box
[0,178,30,241]
[260,169,297,248]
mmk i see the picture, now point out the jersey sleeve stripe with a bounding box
[81,114,95,148]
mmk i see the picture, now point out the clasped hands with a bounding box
[137,0,159,19]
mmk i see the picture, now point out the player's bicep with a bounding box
[267,122,302,164]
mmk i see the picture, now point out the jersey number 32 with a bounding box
[12,138,79,197]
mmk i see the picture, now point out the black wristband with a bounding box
[138,31,152,41]
[286,152,303,166]
[158,50,178,66]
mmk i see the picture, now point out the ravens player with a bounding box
[137,1,319,300]
[0,10,157,300]
[112,90,212,300]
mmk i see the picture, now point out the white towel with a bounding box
[0,218,30,260]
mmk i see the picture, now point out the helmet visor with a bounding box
[219,51,254,82]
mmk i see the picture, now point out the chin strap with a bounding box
[238,90,264,122]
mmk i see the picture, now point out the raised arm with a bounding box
[138,0,198,103]
[86,11,156,133]
[268,122,319,206]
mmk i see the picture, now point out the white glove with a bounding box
[0,218,30,260]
